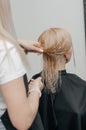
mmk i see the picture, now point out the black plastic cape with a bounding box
[32,70,86,130]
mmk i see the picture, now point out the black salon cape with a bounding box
[32,70,86,130]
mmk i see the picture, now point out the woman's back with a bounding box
[32,70,86,130]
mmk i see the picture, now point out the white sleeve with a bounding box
[0,40,26,85]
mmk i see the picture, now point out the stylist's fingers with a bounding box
[31,43,43,53]
[18,40,43,53]
[34,77,43,91]
[29,77,43,91]
[29,79,34,85]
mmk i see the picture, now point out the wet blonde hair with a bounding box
[0,0,28,73]
[38,28,72,93]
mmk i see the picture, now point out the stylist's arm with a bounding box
[0,77,43,130]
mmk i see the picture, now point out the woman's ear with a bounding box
[64,47,72,63]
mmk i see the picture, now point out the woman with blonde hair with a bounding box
[0,0,44,130]
[31,27,86,130]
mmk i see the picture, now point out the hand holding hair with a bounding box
[18,40,43,54]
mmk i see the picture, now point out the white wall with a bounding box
[11,0,86,80]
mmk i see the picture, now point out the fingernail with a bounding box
[40,49,43,52]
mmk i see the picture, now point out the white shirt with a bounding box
[0,40,26,116]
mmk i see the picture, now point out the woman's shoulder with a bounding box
[0,39,26,85]
[65,72,86,86]
[0,39,14,49]
[0,39,21,63]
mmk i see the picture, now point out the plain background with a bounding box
[10,0,86,80]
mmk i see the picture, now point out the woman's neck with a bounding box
[58,64,65,71]
[57,57,66,71]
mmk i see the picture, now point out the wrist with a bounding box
[28,88,42,98]
[20,45,28,54]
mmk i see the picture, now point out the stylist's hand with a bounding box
[28,77,43,97]
[18,40,43,54]
[29,77,43,91]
